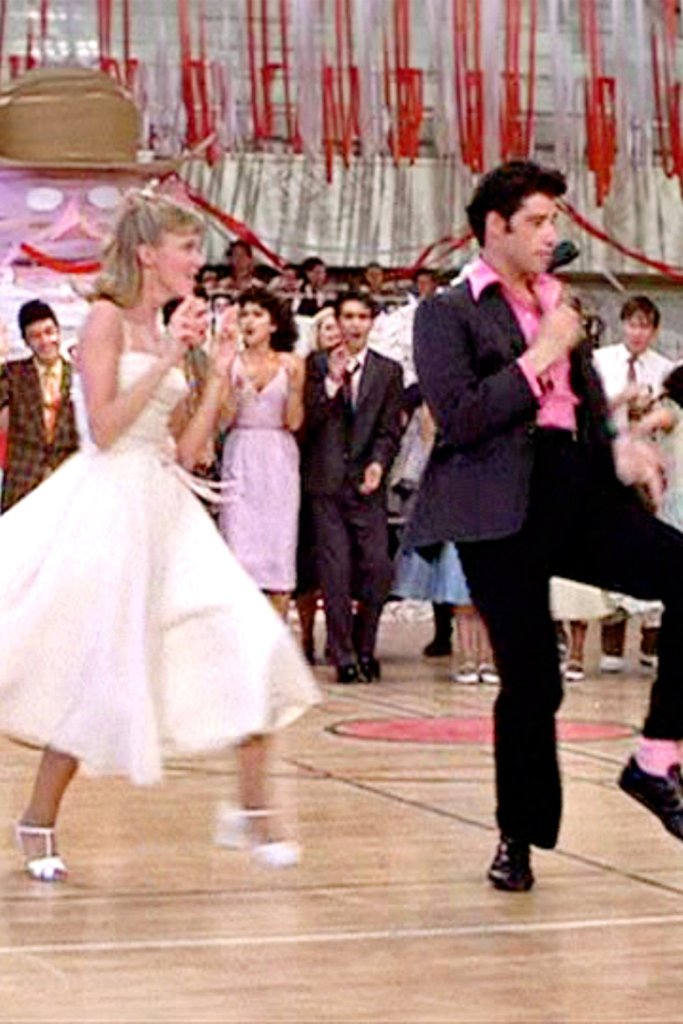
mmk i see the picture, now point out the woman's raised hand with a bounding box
[166,297,209,363]
[210,305,239,378]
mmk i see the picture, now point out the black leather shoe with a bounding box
[336,664,360,684]
[619,756,683,839]
[422,638,452,658]
[358,656,381,682]
[487,836,534,892]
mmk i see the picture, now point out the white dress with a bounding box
[0,350,320,785]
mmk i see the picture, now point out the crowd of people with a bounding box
[2,162,683,891]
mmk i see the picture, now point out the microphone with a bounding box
[548,240,580,273]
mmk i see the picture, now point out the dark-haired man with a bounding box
[408,160,683,891]
[302,292,403,683]
[593,295,673,673]
[0,299,78,511]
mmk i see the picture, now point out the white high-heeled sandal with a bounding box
[213,804,300,869]
[15,823,68,882]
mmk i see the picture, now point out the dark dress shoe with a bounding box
[619,756,683,839]
[422,638,452,658]
[487,836,534,892]
[336,664,360,684]
[358,656,381,682]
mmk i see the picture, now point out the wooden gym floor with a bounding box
[1,610,683,1023]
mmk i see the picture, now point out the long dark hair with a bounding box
[237,286,297,352]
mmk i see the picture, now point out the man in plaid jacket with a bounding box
[0,300,79,512]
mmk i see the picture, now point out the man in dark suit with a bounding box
[407,160,683,891]
[0,300,78,512]
[302,291,403,683]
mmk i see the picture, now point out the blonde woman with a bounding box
[0,191,318,881]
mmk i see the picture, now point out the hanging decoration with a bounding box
[0,0,679,212]
[578,0,617,205]
[453,0,484,172]
[321,0,360,178]
[383,0,423,163]
[499,0,537,161]
[563,200,683,283]
[651,0,683,193]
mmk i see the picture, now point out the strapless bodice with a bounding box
[74,351,188,455]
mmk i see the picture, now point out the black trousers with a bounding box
[458,431,683,850]
[311,482,393,666]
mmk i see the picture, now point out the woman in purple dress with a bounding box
[219,287,304,617]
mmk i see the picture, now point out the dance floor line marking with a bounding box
[286,758,683,900]
[5,912,683,957]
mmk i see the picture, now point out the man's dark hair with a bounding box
[300,256,325,277]
[663,365,683,410]
[466,160,567,246]
[237,285,298,352]
[18,299,58,339]
[413,267,436,284]
[334,290,377,319]
[227,239,253,261]
[620,295,661,329]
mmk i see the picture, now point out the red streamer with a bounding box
[397,229,474,278]
[562,202,683,284]
[651,2,683,192]
[178,0,199,147]
[181,179,286,269]
[579,0,616,205]
[19,243,102,275]
[453,0,484,172]
[500,0,537,160]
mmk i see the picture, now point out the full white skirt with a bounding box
[0,446,320,784]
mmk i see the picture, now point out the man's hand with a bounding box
[326,342,348,384]
[526,301,582,376]
[359,460,383,495]
[613,434,665,509]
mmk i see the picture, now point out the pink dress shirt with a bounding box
[467,257,579,432]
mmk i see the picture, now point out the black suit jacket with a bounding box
[301,347,403,496]
[405,281,615,547]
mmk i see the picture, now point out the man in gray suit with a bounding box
[408,160,683,892]
[302,292,403,683]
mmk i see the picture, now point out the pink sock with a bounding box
[635,738,681,777]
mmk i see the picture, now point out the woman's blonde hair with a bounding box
[90,188,204,308]
[310,305,337,351]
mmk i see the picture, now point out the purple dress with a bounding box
[219,360,300,591]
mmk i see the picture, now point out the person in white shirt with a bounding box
[594,296,673,432]
[593,296,674,673]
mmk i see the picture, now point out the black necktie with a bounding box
[342,361,359,413]
[627,356,639,422]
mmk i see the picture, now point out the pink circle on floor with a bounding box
[331,715,634,745]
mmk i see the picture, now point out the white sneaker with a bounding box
[639,653,658,670]
[564,661,585,682]
[478,663,500,685]
[599,654,626,673]
[452,662,479,684]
